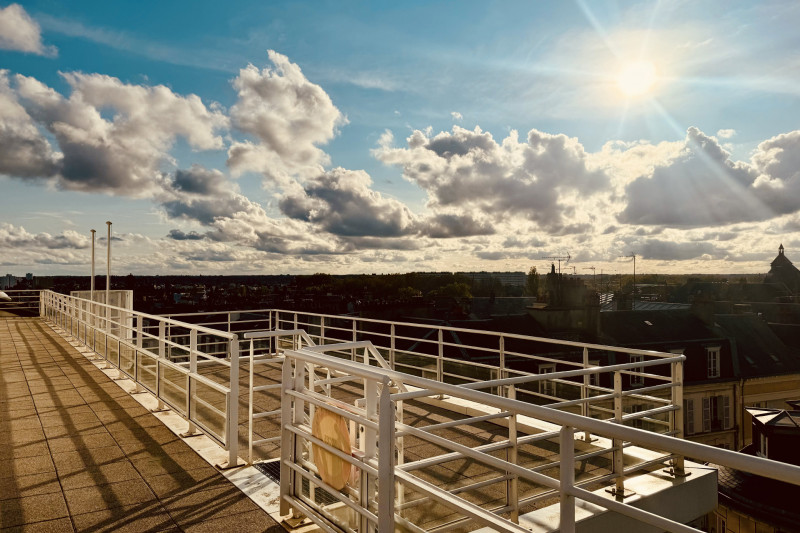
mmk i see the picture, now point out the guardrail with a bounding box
[162,308,685,443]
[280,346,800,533]
[0,289,41,316]
[40,290,242,467]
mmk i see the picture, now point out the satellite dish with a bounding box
[311,407,352,490]
[0,291,11,301]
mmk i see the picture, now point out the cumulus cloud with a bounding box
[717,129,736,139]
[419,213,495,238]
[375,126,608,234]
[227,50,346,184]
[13,72,227,196]
[279,167,416,237]
[618,127,770,227]
[451,111,462,121]
[636,238,725,261]
[167,229,205,241]
[0,4,56,56]
[158,165,259,224]
[0,223,89,249]
[0,70,60,178]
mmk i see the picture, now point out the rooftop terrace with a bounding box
[3,290,800,532]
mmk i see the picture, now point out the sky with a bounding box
[1,1,800,277]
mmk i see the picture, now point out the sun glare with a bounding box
[616,60,658,97]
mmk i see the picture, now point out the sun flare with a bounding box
[616,60,658,97]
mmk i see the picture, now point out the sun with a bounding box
[616,60,658,97]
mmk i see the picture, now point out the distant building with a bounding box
[711,405,800,533]
[457,271,526,287]
[764,244,800,295]
[1,274,15,290]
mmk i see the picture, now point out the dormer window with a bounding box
[707,346,721,378]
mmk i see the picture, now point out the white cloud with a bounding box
[451,111,462,121]
[227,50,347,185]
[0,70,60,178]
[0,4,56,56]
[717,129,736,139]
[13,72,228,196]
[375,125,608,234]
[0,222,88,249]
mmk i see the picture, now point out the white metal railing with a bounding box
[280,346,800,533]
[39,290,242,467]
[160,308,686,439]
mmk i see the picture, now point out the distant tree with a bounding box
[433,282,472,299]
[525,266,540,298]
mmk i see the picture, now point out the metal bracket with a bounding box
[605,487,636,499]
[663,467,691,478]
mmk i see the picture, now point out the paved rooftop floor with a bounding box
[0,316,283,533]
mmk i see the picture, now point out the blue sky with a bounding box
[1,1,799,276]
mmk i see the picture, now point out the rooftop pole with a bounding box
[90,229,96,299]
[106,221,111,332]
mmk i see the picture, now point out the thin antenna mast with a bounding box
[542,253,571,274]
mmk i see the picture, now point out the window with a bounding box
[539,364,555,397]
[715,513,726,533]
[630,355,644,386]
[684,399,695,435]
[702,395,730,432]
[707,346,721,378]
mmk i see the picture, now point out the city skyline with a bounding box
[1,1,800,276]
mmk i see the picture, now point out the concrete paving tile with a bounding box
[0,441,50,461]
[57,461,142,490]
[70,503,177,533]
[63,479,158,515]
[6,428,46,445]
[36,411,101,428]
[41,421,107,440]
[0,492,69,528]
[163,484,260,524]
[52,446,126,473]
[131,451,212,478]
[0,471,62,501]
[109,426,180,445]
[144,467,233,499]
[177,509,278,533]
[46,431,117,452]
[0,455,55,480]
[4,416,43,432]
[123,439,191,460]
[0,408,39,421]
[0,517,75,532]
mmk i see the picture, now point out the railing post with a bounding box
[320,316,326,346]
[182,329,199,438]
[390,323,395,369]
[226,335,240,468]
[352,320,357,361]
[582,347,591,441]
[158,322,166,359]
[362,377,379,532]
[499,336,506,397]
[437,329,444,383]
[613,371,625,495]
[378,380,396,532]
[560,425,576,533]
[280,357,294,517]
[508,385,519,523]
[672,360,685,475]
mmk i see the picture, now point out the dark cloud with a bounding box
[279,168,416,238]
[167,229,205,241]
[419,214,495,238]
[0,71,60,178]
[637,239,725,261]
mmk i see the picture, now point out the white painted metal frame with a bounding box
[281,347,800,533]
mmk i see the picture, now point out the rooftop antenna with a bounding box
[619,253,637,300]
[542,253,571,274]
[583,266,596,287]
